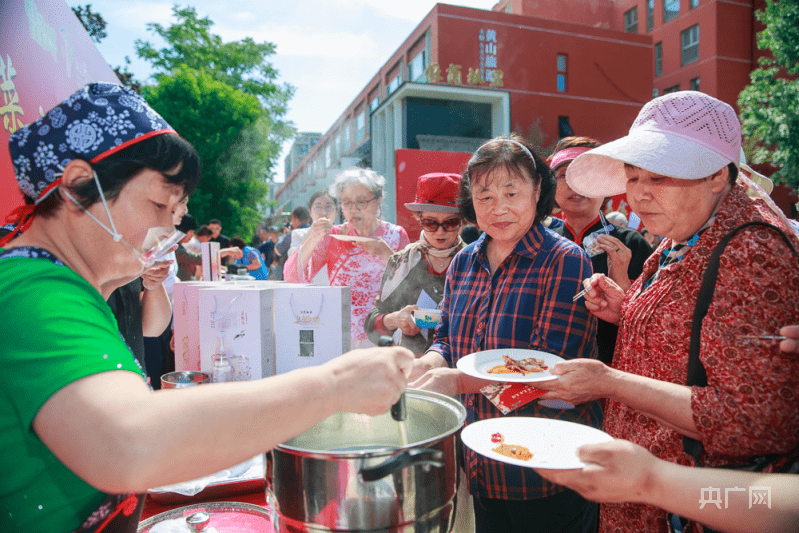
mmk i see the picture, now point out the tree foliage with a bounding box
[738,0,799,187]
[136,5,295,237]
[71,4,107,43]
[144,68,277,236]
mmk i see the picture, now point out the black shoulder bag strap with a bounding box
[684,221,799,467]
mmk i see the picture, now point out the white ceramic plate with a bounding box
[461,417,613,470]
[331,234,377,242]
[456,348,564,383]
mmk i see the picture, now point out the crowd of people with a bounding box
[1,82,797,533]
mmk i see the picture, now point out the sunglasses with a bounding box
[420,217,461,232]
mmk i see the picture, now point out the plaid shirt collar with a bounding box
[473,222,547,263]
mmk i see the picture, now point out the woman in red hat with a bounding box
[365,173,465,354]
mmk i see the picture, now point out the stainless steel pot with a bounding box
[267,389,467,533]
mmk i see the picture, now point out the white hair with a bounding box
[330,168,385,200]
[605,211,628,226]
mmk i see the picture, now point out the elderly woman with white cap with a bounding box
[535,91,799,533]
[0,84,412,532]
[364,173,465,354]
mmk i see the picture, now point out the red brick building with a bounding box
[276,0,777,224]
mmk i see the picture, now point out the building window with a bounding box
[681,24,699,65]
[690,0,698,7]
[558,116,574,139]
[664,0,680,23]
[355,108,365,143]
[647,0,654,30]
[655,42,663,76]
[341,122,350,153]
[556,54,567,92]
[505,3,512,13]
[325,144,331,167]
[664,84,680,94]
[408,49,426,82]
[690,77,700,91]
[368,86,381,112]
[624,7,639,33]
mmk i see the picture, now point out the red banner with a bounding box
[0,0,119,220]
[395,148,472,241]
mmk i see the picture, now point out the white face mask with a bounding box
[62,171,184,271]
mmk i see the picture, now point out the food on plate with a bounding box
[487,354,548,375]
[490,432,533,461]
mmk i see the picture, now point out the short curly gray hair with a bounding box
[329,168,385,200]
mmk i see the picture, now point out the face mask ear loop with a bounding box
[62,188,123,243]
[91,170,123,242]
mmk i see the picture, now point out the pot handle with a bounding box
[359,448,445,482]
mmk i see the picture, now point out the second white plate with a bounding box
[461,417,613,469]
[457,348,564,383]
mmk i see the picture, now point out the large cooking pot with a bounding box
[267,389,467,533]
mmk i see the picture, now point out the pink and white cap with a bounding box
[566,91,741,197]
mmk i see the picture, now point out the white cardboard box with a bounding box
[195,283,351,380]
[198,285,276,381]
[173,281,220,372]
[273,285,350,375]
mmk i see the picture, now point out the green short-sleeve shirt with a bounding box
[0,248,146,532]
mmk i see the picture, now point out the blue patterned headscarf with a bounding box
[2,82,176,244]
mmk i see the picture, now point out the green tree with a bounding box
[144,68,277,234]
[738,0,799,187]
[71,4,107,43]
[136,5,295,237]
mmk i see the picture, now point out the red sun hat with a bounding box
[404,173,462,213]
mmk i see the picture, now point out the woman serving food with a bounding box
[0,83,413,532]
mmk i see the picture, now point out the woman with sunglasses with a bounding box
[365,173,465,354]
[284,168,409,348]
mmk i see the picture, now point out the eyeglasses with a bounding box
[420,217,461,232]
[312,201,337,212]
[340,197,376,210]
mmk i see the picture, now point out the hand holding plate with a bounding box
[535,439,659,503]
[536,359,615,404]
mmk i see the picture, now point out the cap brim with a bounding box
[566,130,734,198]
[741,163,774,194]
[404,203,460,213]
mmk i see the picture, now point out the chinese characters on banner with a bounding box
[0,0,120,219]
[0,55,25,135]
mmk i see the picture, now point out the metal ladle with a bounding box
[378,335,406,421]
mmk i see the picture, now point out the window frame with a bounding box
[655,42,663,77]
[647,0,655,31]
[664,0,680,23]
[556,53,568,93]
[681,24,700,65]
[624,6,639,33]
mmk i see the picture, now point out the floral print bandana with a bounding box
[2,83,176,244]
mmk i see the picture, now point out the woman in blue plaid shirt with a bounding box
[411,135,602,533]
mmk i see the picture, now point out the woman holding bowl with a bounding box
[0,83,413,532]
[285,189,338,285]
[284,168,409,348]
[411,135,602,533]
[365,172,465,354]
[535,91,799,533]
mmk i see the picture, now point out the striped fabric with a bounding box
[430,223,603,500]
